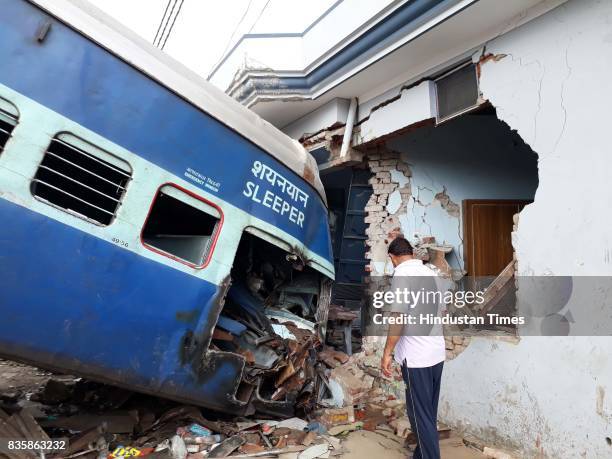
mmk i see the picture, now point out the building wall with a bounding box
[439,0,612,457]
[290,0,609,455]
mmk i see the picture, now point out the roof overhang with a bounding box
[225,0,564,129]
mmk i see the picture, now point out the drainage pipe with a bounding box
[340,98,358,158]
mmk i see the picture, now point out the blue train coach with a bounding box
[0,0,335,416]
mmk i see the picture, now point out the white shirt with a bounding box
[390,259,446,368]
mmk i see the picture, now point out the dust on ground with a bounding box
[0,359,59,393]
[339,430,486,458]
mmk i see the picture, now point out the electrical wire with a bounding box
[155,0,178,47]
[152,0,173,46]
[246,0,270,34]
[161,0,185,49]
[206,0,258,78]
[221,0,254,59]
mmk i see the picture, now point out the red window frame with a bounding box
[140,182,224,269]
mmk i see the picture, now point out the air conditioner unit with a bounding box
[435,62,481,123]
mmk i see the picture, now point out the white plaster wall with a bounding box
[442,336,612,457]
[440,0,612,456]
[387,114,538,270]
[283,98,350,139]
[358,81,436,144]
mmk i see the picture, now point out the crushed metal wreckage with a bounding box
[0,354,458,459]
[205,233,333,417]
[211,282,320,412]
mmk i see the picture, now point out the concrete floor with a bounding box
[339,430,486,459]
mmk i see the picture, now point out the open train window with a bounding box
[141,184,222,268]
[31,133,132,225]
[0,98,19,154]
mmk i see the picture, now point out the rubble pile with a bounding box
[318,355,409,439]
[318,345,453,446]
[0,346,454,459]
[0,375,352,458]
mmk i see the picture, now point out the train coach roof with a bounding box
[30,0,327,204]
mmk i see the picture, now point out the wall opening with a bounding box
[365,105,539,338]
[385,105,538,279]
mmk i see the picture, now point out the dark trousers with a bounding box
[401,361,444,459]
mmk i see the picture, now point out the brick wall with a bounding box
[363,146,469,360]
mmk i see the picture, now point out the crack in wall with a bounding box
[476,46,547,150]
[552,38,572,154]
[402,177,463,270]
[365,147,463,277]
[434,187,460,218]
[503,52,545,145]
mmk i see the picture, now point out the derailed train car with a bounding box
[0,0,334,417]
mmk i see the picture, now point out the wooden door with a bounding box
[463,199,531,276]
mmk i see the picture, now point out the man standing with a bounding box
[381,237,446,459]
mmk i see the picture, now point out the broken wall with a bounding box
[365,114,537,277]
[363,100,538,385]
[386,114,538,272]
[439,0,612,457]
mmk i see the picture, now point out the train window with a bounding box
[141,184,222,268]
[31,133,132,226]
[0,99,19,154]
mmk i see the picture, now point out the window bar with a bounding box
[45,151,127,190]
[38,165,122,203]
[52,138,132,178]
[33,179,116,217]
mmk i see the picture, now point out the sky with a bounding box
[90,0,335,81]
